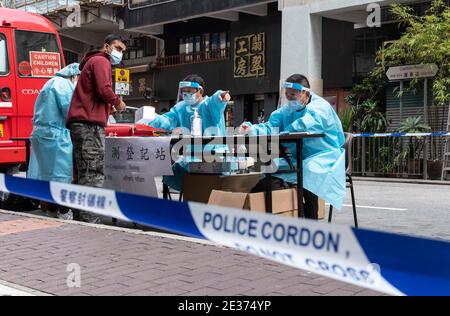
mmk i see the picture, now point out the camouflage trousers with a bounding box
[69,122,105,224]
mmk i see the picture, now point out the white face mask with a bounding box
[287,100,306,111]
[183,92,199,107]
[110,49,123,65]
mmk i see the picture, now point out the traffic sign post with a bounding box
[386,64,439,180]
[386,64,438,81]
[115,68,130,96]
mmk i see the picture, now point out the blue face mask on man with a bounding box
[110,49,123,66]
[282,82,310,112]
[287,99,306,111]
[183,92,198,107]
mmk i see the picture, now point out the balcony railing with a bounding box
[5,0,124,15]
[157,48,230,68]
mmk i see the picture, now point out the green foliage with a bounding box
[379,146,397,174]
[398,116,431,133]
[347,76,385,105]
[398,116,430,158]
[338,108,354,132]
[373,0,450,106]
[349,100,387,133]
[374,116,431,176]
[347,0,449,133]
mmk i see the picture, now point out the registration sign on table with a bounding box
[104,137,173,197]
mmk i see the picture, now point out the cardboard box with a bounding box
[246,189,298,214]
[183,173,263,204]
[207,191,249,209]
[318,199,325,220]
[279,210,299,217]
[208,189,325,219]
[184,172,326,219]
[208,189,297,214]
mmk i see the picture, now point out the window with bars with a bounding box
[179,32,230,55]
[123,36,157,61]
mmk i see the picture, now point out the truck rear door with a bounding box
[14,30,63,139]
[0,28,22,165]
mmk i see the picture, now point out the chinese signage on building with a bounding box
[234,33,265,78]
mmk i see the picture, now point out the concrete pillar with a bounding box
[280,3,323,96]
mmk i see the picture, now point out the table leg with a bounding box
[265,172,272,214]
[297,140,304,218]
[265,135,273,214]
[163,184,170,200]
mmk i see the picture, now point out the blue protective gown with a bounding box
[247,94,346,209]
[28,72,76,183]
[149,91,228,191]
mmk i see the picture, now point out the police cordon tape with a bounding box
[0,173,449,296]
[353,132,449,138]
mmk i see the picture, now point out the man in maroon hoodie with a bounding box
[67,34,126,223]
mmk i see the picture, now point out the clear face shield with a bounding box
[176,81,204,108]
[278,82,311,112]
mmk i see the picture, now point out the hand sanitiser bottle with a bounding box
[191,109,202,137]
[237,144,248,174]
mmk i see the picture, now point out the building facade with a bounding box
[123,0,357,126]
[5,0,445,129]
[123,0,283,126]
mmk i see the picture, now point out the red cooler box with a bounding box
[106,123,169,137]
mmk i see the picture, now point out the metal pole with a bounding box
[424,136,428,180]
[423,79,429,180]
[297,138,304,218]
[361,138,366,176]
[399,81,405,176]
[399,81,404,124]
[265,136,273,214]
[424,78,428,127]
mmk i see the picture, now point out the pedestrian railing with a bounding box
[352,132,449,180]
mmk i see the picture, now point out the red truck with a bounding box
[0,8,67,173]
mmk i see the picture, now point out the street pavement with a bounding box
[332,180,450,241]
[0,211,382,296]
[0,178,448,296]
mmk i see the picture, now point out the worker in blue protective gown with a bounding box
[147,74,231,192]
[29,63,80,182]
[28,63,81,219]
[240,74,346,218]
